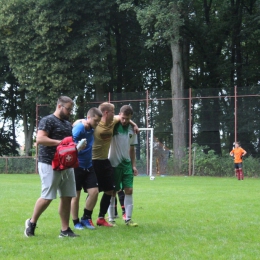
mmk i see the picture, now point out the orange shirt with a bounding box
[230,147,246,163]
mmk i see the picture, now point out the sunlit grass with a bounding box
[1,174,260,259]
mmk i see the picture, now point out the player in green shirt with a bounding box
[108,105,138,227]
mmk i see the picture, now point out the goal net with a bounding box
[137,128,154,177]
[136,128,171,178]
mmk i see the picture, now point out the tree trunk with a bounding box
[21,90,35,156]
[23,114,35,156]
[170,40,186,174]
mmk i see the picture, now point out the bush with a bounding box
[167,144,260,177]
[242,156,260,177]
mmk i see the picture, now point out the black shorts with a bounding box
[92,159,115,192]
[74,166,98,192]
[234,163,243,169]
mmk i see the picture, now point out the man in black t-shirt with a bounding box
[24,96,79,238]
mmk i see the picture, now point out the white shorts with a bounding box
[38,162,76,199]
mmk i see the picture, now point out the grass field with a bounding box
[1,174,260,260]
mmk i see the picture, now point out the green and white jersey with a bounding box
[108,122,138,167]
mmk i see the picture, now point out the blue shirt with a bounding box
[72,122,94,169]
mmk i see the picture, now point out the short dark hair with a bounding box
[87,107,102,118]
[57,96,73,106]
[120,105,133,116]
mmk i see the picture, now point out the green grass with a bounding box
[1,174,260,260]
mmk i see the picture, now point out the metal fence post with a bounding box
[189,88,192,176]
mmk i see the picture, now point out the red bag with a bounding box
[52,136,79,171]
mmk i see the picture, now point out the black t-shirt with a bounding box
[38,114,72,164]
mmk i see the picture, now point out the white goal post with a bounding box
[139,128,154,177]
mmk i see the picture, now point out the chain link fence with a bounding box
[2,86,260,175]
[0,157,37,174]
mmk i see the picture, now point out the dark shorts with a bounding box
[74,166,98,192]
[234,163,243,169]
[92,159,115,192]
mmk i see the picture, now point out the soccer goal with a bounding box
[138,128,154,177]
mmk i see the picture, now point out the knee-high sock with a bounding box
[236,169,240,180]
[118,190,125,214]
[239,169,244,180]
[108,196,116,221]
[114,196,118,215]
[99,193,111,218]
[124,194,133,221]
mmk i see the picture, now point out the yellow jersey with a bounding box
[92,117,119,160]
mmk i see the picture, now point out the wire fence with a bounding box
[0,157,37,174]
[1,86,260,175]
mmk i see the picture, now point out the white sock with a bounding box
[124,194,133,221]
[108,196,115,221]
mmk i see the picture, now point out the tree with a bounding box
[0,46,20,156]
[0,0,114,153]
[189,0,260,156]
[118,0,187,173]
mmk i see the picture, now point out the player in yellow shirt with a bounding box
[93,102,138,226]
[230,141,247,180]
[74,102,138,227]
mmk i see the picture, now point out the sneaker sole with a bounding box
[85,226,96,230]
[24,219,29,237]
[81,221,96,230]
[24,219,33,237]
[81,224,96,230]
[59,235,78,238]
[108,222,117,227]
[97,223,113,227]
[125,221,138,227]
[59,233,79,238]
[74,227,84,230]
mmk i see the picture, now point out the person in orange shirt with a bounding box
[230,141,247,180]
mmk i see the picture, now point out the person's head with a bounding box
[119,105,134,126]
[56,96,74,120]
[86,107,102,129]
[235,141,241,148]
[98,102,115,123]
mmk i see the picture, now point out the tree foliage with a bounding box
[1,0,260,164]
[0,0,114,100]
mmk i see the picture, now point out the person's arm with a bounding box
[72,119,84,127]
[130,145,138,176]
[72,123,87,151]
[114,115,120,122]
[229,150,234,156]
[72,123,82,143]
[129,120,139,134]
[36,130,61,146]
[114,115,139,133]
[242,149,247,157]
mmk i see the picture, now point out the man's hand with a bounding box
[133,167,138,176]
[133,124,139,134]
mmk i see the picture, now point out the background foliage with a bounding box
[0,0,260,174]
